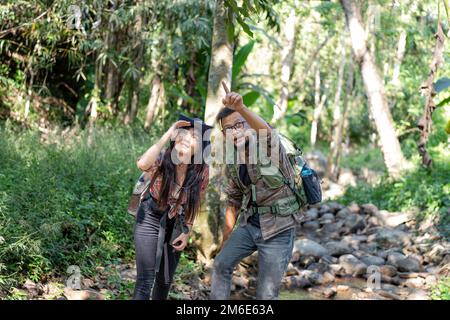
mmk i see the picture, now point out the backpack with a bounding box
[278,133,322,205]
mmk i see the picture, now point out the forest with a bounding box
[0,0,449,300]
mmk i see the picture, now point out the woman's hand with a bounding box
[171,232,190,251]
[168,120,191,140]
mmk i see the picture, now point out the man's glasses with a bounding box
[222,121,246,134]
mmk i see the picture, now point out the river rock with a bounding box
[325,241,353,257]
[380,265,398,277]
[360,255,385,267]
[339,254,367,276]
[361,203,379,216]
[373,227,411,247]
[336,208,351,219]
[299,255,316,268]
[302,220,320,232]
[283,276,312,290]
[319,213,335,224]
[293,239,329,258]
[387,253,421,272]
[344,214,366,232]
[322,286,337,298]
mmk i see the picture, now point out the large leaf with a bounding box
[242,91,260,106]
[232,40,255,84]
[433,77,450,92]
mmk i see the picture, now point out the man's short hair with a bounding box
[216,107,236,129]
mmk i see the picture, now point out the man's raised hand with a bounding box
[221,81,244,112]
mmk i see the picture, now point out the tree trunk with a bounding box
[144,74,162,130]
[340,0,407,178]
[391,29,407,87]
[417,23,446,167]
[124,2,145,125]
[196,0,233,264]
[326,36,347,180]
[310,61,328,148]
[272,11,296,123]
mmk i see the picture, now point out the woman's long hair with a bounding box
[152,139,207,224]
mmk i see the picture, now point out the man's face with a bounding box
[221,112,249,148]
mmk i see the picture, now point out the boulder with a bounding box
[325,241,353,257]
[339,254,367,276]
[373,227,411,247]
[293,239,329,258]
[360,255,385,267]
[344,214,366,232]
[387,253,421,272]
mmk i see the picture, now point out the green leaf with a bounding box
[436,95,450,107]
[232,40,255,83]
[243,91,260,106]
[434,77,450,92]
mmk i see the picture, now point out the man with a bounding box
[210,82,305,300]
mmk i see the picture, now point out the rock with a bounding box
[405,290,429,300]
[376,290,402,300]
[306,262,329,274]
[339,254,368,276]
[285,263,299,276]
[81,278,95,289]
[290,251,301,263]
[404,277,425,289]
[232,275,249,289]
[425,243,449,264]
[319,213,335,224]
[304,208,319,220]
[387,253,421,272]
[344,214,366,232]
[293,239,329,258]
[327,202,345,213]
[322,272,335,284]
[374,228,411,247]
[325,241,352,257]
[300,270,325,286]
[298,255,316,268]
[336,208,351,219]
[337,285,349,292]
[361,203,379,216]
[302,221,320,232]
[318,204,331,216]
[63,288,104,300]
[283,276,312,290]
[319,255,338,265]
[322,286,337,298]
[329,264,346,276]
[22,280,39,298]
[360,255,385,267]
[372,210,413,228]
[425,275,437,286]
[380,265,398,277]
[347,203,361,214]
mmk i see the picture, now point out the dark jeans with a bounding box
[133,198,180,300]
[210,223,295,300]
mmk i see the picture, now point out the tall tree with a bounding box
[340,0,407,178]
[326,35,347,180]
[272,11,297,123]
[195,0,234,263]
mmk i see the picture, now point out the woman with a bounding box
[133,115,211,300]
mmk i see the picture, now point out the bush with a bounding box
[0,121,160,294]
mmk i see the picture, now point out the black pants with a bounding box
[133,198,180,300]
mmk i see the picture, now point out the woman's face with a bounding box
[173,127,201,164]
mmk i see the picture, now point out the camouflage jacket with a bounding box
[223,131,305,240]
